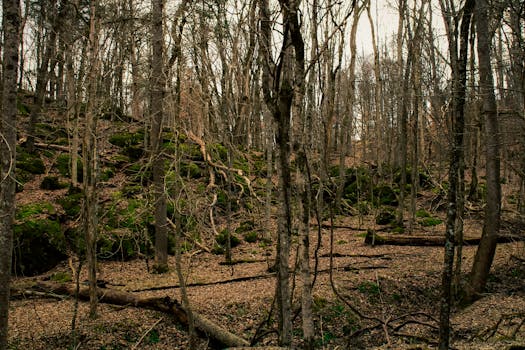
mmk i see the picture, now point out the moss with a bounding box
[373,184,398,206]
[122,145,144,160]
[210,143,228,162]
[180,161,202,178]
[235,220,255,233]
[17,203,54,219]
[391,225,405,234]
[243,231,259,243]
[215,229,241,248]
[419,217,443,227]
[375,210,395,225]
[40,176,67,190]
[109,131,144,148]
[35,123,68,142]
[16,150,45,174]
[13,203,66,276]
[233,157,250,174]
[415,209,431,218]
[50,271,72,283]
[178,143,203,161]
[100,167,115,181]
[358,281,380,297]
[211,244,225,255]
[17,100,30,115]
[57,187,83,217]
[55,154,83,182]
[98,229,139,260]
[16,169,33,191]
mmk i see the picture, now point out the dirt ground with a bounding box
[8,213,525,350]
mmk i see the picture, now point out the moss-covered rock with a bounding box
[16,149,45,174]
[109,131,144,148]
[215,229,241,248]
[373,184,398,206]
[57,186,83,217]
[55,154,83,183]
[13,203,66,276]
[375,210,396,225]
[243,231,259,243]
[41,176,67,190]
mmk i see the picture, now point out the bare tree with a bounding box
[83,0,101,319]
[0,0,21,346]
[437,0,475,347]
[466,0,502,302]
[151,0,168,273]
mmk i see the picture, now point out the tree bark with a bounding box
[466,0,502,302]
[151,0,168,272]
[437,0,474,347]
[83,0,101,319]
[0,0,20,347]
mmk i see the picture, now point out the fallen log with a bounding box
[364,231,525,246]
[31,281,249,348]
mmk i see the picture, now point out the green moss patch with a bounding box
[13,203,66,276]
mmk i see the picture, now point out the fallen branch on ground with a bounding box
[28,281,249,349]
[364,231,525,246]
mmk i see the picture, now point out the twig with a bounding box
[132,317,164,349]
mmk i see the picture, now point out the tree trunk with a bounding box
[437,1,474,347]
[83,0,101,319]
[151,0,168,273]
[466,0,502,302]
[0,0,20,347]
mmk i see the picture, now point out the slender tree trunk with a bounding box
[0,0,20,346]
[83,0,100,319]
[466,0,501,302]
[151,0,168,273]
[438,0,474,347]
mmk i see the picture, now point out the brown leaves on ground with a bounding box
[8,213,525,349]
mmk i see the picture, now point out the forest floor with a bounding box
[8,210,525,349]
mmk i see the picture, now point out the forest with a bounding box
[0,0,524,349]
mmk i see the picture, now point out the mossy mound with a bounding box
[215,229,241,248]
[41,176,67,190]
[57,186,83,217]
[16,149,45,174]
[13,203,67,276]
[372,184,398,206]
[109,131,145,161]
[375,210,396,225]
[55,154,83,183]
